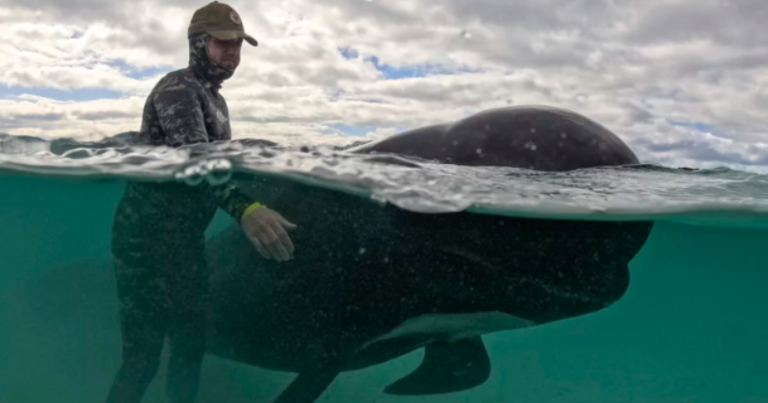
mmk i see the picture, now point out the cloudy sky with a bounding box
[1,0,768,171]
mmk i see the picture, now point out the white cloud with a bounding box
[1,0,768,170]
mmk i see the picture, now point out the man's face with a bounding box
[207,37,243,71]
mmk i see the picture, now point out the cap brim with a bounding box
[208,30,258,47]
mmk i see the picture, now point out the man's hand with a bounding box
[241,206,297,262]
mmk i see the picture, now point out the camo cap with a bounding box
[188,1,258,46]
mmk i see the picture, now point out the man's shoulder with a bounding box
[150,67,204,95]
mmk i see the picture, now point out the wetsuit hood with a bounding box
[189,32,234,88]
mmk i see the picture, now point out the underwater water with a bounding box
[1,133,768,403]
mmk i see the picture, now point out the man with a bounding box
[106,2,296,402]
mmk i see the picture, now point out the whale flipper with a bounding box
[272,363,342,403]
[384,336,491,396]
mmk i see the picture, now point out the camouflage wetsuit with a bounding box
[106,32,255,403]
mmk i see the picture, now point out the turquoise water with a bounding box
[1,133,768,402]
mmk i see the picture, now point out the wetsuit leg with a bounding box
[164,246,209,403]
[106,257,169,403]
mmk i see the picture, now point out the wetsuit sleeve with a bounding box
[152,80,257,222]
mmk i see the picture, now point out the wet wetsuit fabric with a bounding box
[107,32,254,403]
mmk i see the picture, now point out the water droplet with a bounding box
[460,30,472,39]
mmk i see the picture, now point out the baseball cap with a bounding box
[188,1,258,46]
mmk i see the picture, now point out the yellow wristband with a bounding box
[241,202,264,221]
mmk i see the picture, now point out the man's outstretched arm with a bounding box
[152,79,297,261]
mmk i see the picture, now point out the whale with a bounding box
[202,106,654,402]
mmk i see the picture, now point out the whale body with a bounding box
[203,106,654,402]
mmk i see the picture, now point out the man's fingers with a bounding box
[249,234,270,260]
[278,215,298,230]
[260,226,291,261]
[271,221,295,255]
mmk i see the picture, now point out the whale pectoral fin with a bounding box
[383,336,491,396]
[272,363,342,403]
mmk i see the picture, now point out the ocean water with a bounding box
[1,132,768,403]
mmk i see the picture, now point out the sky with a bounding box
[1,0,768,171]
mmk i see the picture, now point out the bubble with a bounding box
[176,164,206,186]
[205,159,233,186]
[359,248,367,255]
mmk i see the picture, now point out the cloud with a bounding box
[1,0,768,170]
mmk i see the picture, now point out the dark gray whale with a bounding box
[203,106,654,402]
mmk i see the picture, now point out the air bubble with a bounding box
[205,159,233,186]
[176,164,206,186]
